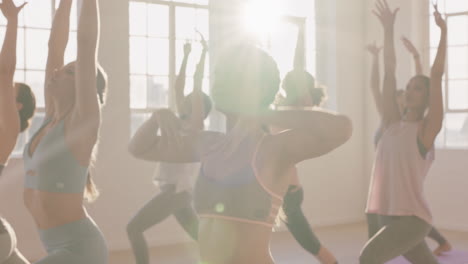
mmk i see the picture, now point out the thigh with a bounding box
[0,224,15,262]
[128,186,178,231]
[35,236,107,264]
[366,213,381,239]
[4,249,30,264]
[361,216,431,263]
[173,192,198,225]
[173,192,199,239]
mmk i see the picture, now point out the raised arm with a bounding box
[373,0,401,125]
[45,0,73,117]
[261,109,352,165]
[129,108,216,162]
[402,36,423,75]
[420,8,446,150]
[174,42,191,116]
[289,17,306,71]
[190,32,208,130]
[74,0,100,127]
[366,42,383,117]
[0,0,26,161]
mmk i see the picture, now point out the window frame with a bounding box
[10,0,80,156]
[129,0,210,134]
[428,4,468,149]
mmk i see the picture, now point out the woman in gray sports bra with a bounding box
[136,44,352,263]
[0,1,36,263]
[22,0,108,263]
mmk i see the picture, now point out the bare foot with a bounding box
[316,247,338,264]
[433,242,452,256]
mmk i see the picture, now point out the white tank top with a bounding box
[153,162,200,193]
[366,121,434,224]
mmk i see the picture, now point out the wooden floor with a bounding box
[110,222,468,264]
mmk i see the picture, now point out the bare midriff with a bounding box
[23,188,86,229]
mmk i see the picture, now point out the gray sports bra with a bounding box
[23,119,88,193]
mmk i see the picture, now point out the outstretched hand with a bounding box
[373,0,399,28]
[183,42,192,57]
[196,29,208,51]
[401,37,419,56]
[366,41,382,56]
[433,4,446,31]
[0,0,27,21]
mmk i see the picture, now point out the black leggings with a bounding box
[367,214,448,245]
[127,185,198,264]
[281,185,322,256]
[362,214,439,264]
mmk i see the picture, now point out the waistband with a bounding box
[39,217,103,249]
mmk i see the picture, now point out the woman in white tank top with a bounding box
[360,1,447,264]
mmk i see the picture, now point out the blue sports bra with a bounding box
[193,136,283,228]
[23,119,88,193]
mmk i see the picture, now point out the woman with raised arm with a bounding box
[22,0,108,263]
[0,1,34,263]
[367,38,452,257]
[277,17,338,264]
[127,38,212,264]
[360,1,447,263]
[130,41,352,262]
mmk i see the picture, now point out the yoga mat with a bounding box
[386,250,468,264]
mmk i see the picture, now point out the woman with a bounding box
[360,1,446,263]
[128,38,211,264]
[0,1,34,263]
[131,43,352,263]
[277,17,337,264]
[22,0,108,263]
[367,37,452,257]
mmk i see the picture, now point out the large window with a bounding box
[129,0,209,135]
[8,0,79,155]
[429,1,468,148]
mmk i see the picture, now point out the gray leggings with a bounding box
[35,217,108,264]
[0,219,29,264]
[361,214,439,264]
[127,184,198,264]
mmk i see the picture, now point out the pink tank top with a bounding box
[366,121,434,224]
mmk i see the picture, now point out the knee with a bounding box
[359,248,379,264]
[126,221,141,238]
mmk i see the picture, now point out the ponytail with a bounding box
[84,172,100,203]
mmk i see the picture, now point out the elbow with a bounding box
[336,115,353,145]
[128,142,143,159]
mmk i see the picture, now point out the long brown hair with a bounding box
[84,65,107,203]
[16,83,36,132]
[84,172,100,202]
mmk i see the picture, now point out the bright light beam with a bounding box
[242,0,283,38]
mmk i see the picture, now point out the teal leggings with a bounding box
[35,218,107,264]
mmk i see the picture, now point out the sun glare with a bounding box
[242,0,283,38]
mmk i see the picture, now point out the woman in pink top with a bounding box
[360,1,447,263]
[367,38,452,257]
